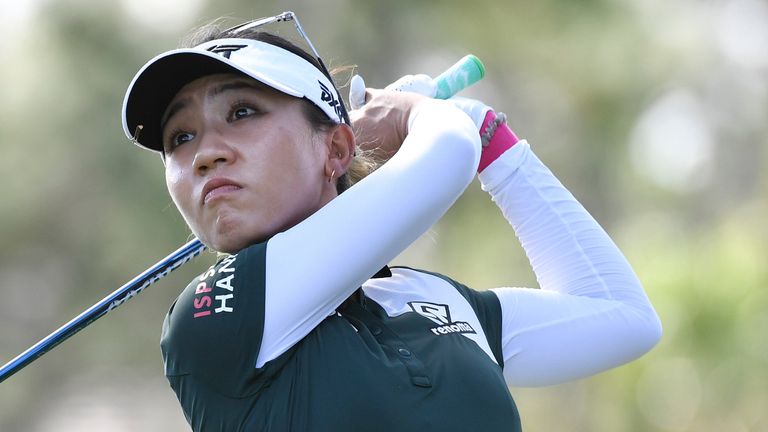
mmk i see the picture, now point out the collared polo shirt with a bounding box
[161,241,521,431]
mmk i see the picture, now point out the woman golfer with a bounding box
[121,12,661,432]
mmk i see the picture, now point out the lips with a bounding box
[201,177,242,205]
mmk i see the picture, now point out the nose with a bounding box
[193,131,235,175]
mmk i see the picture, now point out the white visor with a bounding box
[122,38,345,153]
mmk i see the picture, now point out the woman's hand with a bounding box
[348,88,429,164]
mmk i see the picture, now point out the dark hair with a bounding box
[182,24,359,193]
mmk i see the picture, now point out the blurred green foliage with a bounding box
[1,0,765,430]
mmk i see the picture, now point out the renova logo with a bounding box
[408,302,476,336]
[409,302,451,325]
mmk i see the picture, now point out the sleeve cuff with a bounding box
[478,140,531,192]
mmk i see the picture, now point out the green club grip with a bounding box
[433,55,485,99]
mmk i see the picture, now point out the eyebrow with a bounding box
[160,80,268,132]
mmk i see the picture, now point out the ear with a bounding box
[324,123,356,178]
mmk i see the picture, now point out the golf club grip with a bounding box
[433,55,485,99]
[0,239,206,383]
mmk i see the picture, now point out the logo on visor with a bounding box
[207,44,248,59]
[318,81,344,120]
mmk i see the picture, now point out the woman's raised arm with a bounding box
[258,97,481,367]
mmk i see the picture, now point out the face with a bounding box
[161,73,335,253]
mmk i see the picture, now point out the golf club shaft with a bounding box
[0,239,206,383]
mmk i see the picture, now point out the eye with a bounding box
[233,107,255,119]
[164,129,195,152]
[229,102,262,122]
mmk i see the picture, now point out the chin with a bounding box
[194,206,285,253]
[198,230,246,254]
[214,240,248,255]
[196,208,245,252]
[202,220,270,255]
[204,227,252,255]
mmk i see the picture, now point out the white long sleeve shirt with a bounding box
[161,100,661,431]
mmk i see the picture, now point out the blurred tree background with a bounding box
[1,0,766,430]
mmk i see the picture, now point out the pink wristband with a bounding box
[477,111,519,173]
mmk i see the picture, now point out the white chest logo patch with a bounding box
[408,302,477,336]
